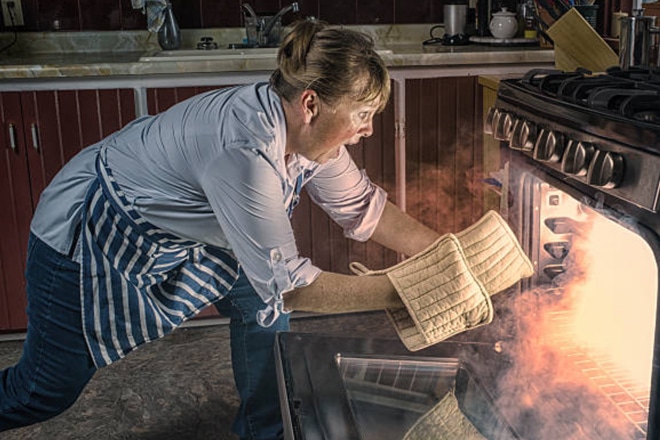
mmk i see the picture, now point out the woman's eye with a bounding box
[358,112,369,120]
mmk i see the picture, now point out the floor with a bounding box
[0,311,398,440]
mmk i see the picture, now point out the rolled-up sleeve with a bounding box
[305,146,388,242]
[199,147,321,317]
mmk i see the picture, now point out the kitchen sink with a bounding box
[139,47,280,62]
[139,48,393,62]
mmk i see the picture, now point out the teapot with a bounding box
[490,7,518,39]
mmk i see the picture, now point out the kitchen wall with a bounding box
[4,0,453,32]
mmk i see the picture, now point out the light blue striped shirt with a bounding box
[31,82,387,340]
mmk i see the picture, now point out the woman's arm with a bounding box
[283,201,440,313]
[370,201,440,257]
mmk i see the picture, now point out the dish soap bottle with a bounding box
[158,3,181,50]
[522,0,538,39]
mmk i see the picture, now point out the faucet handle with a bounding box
[197,36,219,50]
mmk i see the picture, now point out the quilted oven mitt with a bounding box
[350,210,533,352]
[403,392,487,440]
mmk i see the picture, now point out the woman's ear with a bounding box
[300,90,320,124]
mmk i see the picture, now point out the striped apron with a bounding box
[80,148,240,367]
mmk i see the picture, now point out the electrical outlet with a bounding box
[1,0,24,27]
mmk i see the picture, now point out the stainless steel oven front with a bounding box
[485,66,660,440]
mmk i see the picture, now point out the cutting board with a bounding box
[547,8,619,73]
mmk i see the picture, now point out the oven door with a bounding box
[500,150,660,440]
[274,332,520,440]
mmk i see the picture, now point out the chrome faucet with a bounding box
[242,2,299,47]
[261,2,299,43]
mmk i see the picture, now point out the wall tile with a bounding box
[201,0,241,28]
[171,0,202,28]
[121,0,147,30]
[395,0,435,23]
[357,0,394,24]
[37,0,80,31]
[320,0,357,24]
[297,0,320,20]
[79,0,121,30]
[15,0,39,31]
[6,0,460,32]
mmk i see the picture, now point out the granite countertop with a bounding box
[0,25,555,80]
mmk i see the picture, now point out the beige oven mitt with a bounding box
[350,210,533,352]
[403,392,487,440]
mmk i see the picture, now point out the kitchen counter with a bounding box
[0,25,554,80]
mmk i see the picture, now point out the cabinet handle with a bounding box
[8,123,16,151]
[30,123,39,150]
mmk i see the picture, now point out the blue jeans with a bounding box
[0,234,96,431]
[215,274,290,440]
[0,234,288,440]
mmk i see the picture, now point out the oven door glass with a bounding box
[504,166,659,439]
[335,355,519,439]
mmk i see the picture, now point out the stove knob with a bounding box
[510,119,537,151]
[533,129,564,162]
[494,112,515,141]
[587,150,624,188]
[561,140,595,176]
[485,107,498,135]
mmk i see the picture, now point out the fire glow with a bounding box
[567,212,658,388]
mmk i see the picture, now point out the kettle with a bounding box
[619,14,660,68]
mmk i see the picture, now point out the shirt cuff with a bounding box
[343,185,388,242]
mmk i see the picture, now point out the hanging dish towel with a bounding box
[132,0,169,33]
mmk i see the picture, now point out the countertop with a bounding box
[0,25,555,80]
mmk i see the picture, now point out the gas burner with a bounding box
[607,66,660,84]
[621,94,660,123]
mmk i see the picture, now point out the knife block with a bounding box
[547,8,619,72]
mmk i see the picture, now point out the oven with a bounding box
[275,66,660,439]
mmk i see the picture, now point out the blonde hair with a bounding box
[270,20,390,112]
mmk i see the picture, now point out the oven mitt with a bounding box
[349,210,533,351]
[403,392,487,440]
[454,210,534,294]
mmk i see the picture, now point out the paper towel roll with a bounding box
[612,11,627,38]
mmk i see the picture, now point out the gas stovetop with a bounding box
[495,68,660,151]
[513,67,660,124]
[487,68,660,214]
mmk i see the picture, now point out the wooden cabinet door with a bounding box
[23,89,136,208]
[0,89,136,332]
[0,92,33,331]
[405,76,485,236]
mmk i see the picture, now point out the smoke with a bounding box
[405,162,486,234]
[489,221,643,440]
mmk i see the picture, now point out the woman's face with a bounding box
[299,96,381,164]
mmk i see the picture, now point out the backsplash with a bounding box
[5,0,452,32]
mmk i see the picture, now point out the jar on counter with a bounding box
[490,7,518,39]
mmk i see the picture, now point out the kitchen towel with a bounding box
[132,0,169,33]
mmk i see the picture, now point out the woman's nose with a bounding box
[360,120,374,138]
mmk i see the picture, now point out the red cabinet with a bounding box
[0,88,135,332]
[404,76,484,235]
